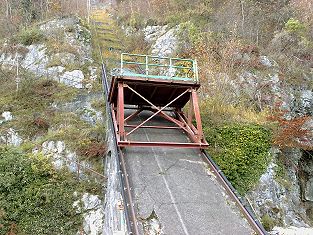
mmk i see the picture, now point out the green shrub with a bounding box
[0,148,82,234]
[284,18,306,35]
[18,27,45,45]
[176,21,202,54]
[205,124,272,194]
[261,214,276,231]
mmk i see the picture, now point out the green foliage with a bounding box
[78,27,91,44]
[261,214,276,231]
[205,124,272,194]
[285,18,306,35]
[18,27,45,46]
[0,148,82,234]
[129,13,145,29]
[176,21,202,54]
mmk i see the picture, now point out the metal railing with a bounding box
[120,53,199,82]
[201,150,268,235]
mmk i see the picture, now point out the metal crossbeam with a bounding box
[125,86,189,136]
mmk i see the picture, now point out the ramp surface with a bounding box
[123,110,253,235]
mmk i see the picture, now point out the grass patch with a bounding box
[17,27,45,46]
[200,98,270,127]
[46,38,79,56]
[0,77,79,138]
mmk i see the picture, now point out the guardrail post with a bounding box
[169,58,173,77]
[194,59,199,82]
[145,55,149,76]
[121,54,124,75]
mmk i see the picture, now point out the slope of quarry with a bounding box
[0,15,106,234]
[0,0,312,234]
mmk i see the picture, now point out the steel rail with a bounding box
[101,64,139,235]
[201,150,268,235]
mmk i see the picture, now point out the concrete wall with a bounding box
[103,122,128,235]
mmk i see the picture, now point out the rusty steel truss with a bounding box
[108,53,208,148]
[109,76,209,149]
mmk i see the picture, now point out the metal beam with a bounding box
[126,85,189,132]
[125,108,143,123]
[191,89,203,141]
[118,82,125,140]
[119,141,209,149]
[126,88,189,137]
[125,124,181,130]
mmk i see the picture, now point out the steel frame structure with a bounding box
[110,80,208,148]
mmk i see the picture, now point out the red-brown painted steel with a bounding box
[125,108,143,122]
[110,74,208,148]
[191,89,204,141]
[118,82,125,140]
[119,141,209,148]
[125,125,182,130]
[125,88,189,137]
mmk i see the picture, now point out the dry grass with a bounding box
[200,97,270,127]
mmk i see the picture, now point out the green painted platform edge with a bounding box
[121,72,194,82]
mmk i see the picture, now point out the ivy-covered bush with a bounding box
[205,124,272,194]
[0,148,82,234]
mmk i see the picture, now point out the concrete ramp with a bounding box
[123,111,254,235]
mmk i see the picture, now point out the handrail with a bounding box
[120,53,199,82]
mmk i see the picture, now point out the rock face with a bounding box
[0,17,95,89]
[0,128,23,146]
[35,140,105,235]
[150,26,178,57]
[207,52,313,148]
[35,140,92,175]
[144,25,168,43]
[247,148,313,233]
[0,111,13,123]
[247,148,308,227]
[59,70,85,89]
[0,16,103,235]
[73,193,105,235]
[54,92,103,126]
[21,44,48,76]
[0,112,22,146]
[271,226,313,235]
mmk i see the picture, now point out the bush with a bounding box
[261,214,276,231]
[284,18,306,35]
[18,27,45,45]
[205,124,272,194]
[0,148,82,234]
[176,21,202,54]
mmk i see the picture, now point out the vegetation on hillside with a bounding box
[114,0,313,193]
[0,4,106,232]
[0,0,92,39]
[0,148,84,234]
[0,0,312,232]
[205,124,272,194]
